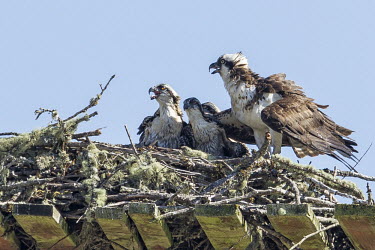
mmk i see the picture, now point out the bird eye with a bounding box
[220,59,226,65]
[160,87,165,90]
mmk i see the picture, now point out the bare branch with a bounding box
[306,177,367,204]
[124,124,141,162]
[72,129,102,140]
[279,175,301,204]
[289,223,339,250]
[201,133,271,194]
[63,74,115,122]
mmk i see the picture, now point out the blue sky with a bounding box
[1,1,374,191]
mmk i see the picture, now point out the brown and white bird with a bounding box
[209,52,357,168]
[183,97,249,157]
[138,84,186,149]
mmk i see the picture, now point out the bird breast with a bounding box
[145,106,183,148]
[226,81,282,130]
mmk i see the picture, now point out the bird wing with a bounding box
[209,108,256,145]
[260,94,357,164]
[219,127,250,158]
[137,109,159,144]
[180,122,196,148]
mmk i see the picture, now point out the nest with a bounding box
[0,75,372,249]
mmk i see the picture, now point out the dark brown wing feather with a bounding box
[180,122,196,148]
[137,109,160,144]
[261,95,357,161]
[209,108,256,145]
[230,63,357,165]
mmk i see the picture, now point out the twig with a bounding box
[155,207,194,220]
[279,175,301,205]
[251,220,294,249]
[302,197,335,207]
[72,129,102,140]
[124,125,141,161]
[104,201,129,208]
[210,187,291,205]
[270,155,364,199]
[47,230,77,250]
[98,161,128,188]
[351,142,372,170]
[289,223,339,250]
[0,177,57,191]
[201,133,271,194]
[325,168,375,182]
[63,75,115,122]
[306,177,367,204]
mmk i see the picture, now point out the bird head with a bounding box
[183,97,206,119]
[202,102,220,114]
[183,97,202,111]
[148,84,180,105]
[209,52,248,77]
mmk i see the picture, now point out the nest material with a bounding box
[0,76,369,249]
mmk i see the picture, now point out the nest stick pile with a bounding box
[0,76,372,249]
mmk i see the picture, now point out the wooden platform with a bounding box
[267,204,327,250]
[128,202,172,249]
[335,204,375,250]
[195,204,252,249]
[12,204,76,249]
[95,207,142,249]
[2,202,375,249]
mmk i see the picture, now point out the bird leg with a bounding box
[263,132,272,159]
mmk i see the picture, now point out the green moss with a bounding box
[272,155,364,199]
[126,153,180,191]
[180,146,214,160]
[0,116,86,158]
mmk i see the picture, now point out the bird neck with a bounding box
[159,103,182,119]
[223,67,258,101]
[186,109,205,126]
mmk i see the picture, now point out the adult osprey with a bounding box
[183,97,249,157]
[138,84,186,149]
[209,52,357,166]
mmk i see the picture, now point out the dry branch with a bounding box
[289,223,339,250]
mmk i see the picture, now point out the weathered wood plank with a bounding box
[12,204,76,249]
[195,204,252,249]
[0,212,20,249]
[128,203,172,249]
[95,207,142,250]
[335,204,375,250]
[267,204,327,250]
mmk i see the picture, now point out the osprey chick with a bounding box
[138,84,184,149]
[183,97,248,157]
[209,52,357,167]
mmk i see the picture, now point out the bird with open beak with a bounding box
[209,52,358,169]
[138,84,184,149]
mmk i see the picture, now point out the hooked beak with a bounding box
[209,62,220,74]
[148,87,159,100]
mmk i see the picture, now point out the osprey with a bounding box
[183,97,249,157]
[209,52,357,167]
[138,84,186,149]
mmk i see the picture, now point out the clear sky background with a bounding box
[1,1,374,193]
